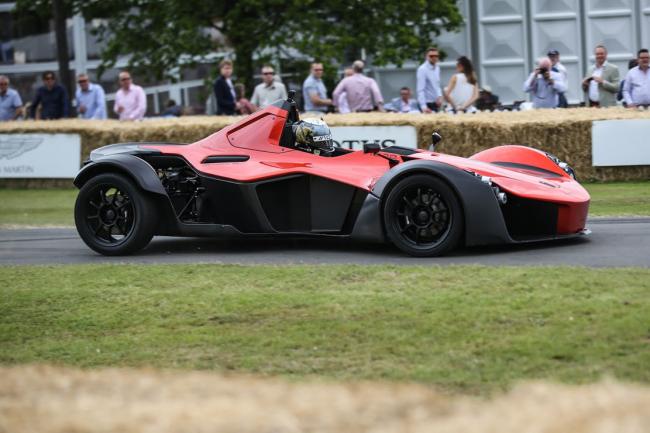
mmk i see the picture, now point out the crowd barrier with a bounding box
[1,108,649,187]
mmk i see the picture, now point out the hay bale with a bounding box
[1,108,650,183]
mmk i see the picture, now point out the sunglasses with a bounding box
[119,77,131,81]
[262,72,274,75]
[78,79,88,83]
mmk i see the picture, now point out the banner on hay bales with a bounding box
[592,120,650,167]
[0,133,81,178]
[330,126,417,150]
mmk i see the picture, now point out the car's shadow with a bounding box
[139,235,591,261]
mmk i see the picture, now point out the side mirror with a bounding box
[363,142,381,154]
[430,131,442,151]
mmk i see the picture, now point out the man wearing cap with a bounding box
[582,45,620,108]
[548,49,568,107]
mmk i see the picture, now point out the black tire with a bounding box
[74,172,156,255]
[383,174,463,257]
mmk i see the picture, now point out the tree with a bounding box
[15,0,463,88]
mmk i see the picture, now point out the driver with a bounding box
[292,118,334,156]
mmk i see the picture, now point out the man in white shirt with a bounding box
[251,65,287,109]
[623,48,650,108]
[581,45,620,108]
[416,47,443,113]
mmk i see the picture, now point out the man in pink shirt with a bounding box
[333,60,385,112]
[114,71,147,121]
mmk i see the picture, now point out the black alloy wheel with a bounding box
[383,174,463,257]
[75,172,156,255]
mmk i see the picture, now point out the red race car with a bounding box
[74,92,590,257]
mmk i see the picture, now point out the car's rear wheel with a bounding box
[383,174,463,257]
[75,172,156,255]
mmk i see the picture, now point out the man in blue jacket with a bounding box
[31,71,69,119]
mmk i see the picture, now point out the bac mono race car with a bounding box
[74,92,590,257]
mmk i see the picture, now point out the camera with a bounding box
[538,67,548,75]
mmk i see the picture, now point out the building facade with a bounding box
[375,0,649,104]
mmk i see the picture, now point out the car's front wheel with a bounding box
[383,174,463,257]
[75,172,156,255]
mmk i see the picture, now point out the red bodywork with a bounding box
[142,105,589,236]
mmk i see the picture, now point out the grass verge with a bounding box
[585,182,650,217]
[0,182,648,227]
[1,264,649,394]
[0,188,76,226]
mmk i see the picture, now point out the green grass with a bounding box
[1,264,649,394]
[0,188,76,226]
[585,182,650,217]
[0,182,648,227]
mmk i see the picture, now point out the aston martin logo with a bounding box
[0,136,44,160]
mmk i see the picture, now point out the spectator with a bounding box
[251,65,287,109]
[548,49,568,108]
[618,59,639,103]
[302,62,332,113]
[213,59,237,115]
[234,83,257,115]
[582,45,620,108]
[416,47,443,113]
[523,57,566,108]
[114,71,146,121]
[161,99,182,117]
[443,56,479,113]
[623,48,650,108]
[0,75,23,121]
[332,60,384,112]
[30,71,69,119]
[75,73,107,119]
[384,87,420,113]
[336,68,354,114]
[475,85,500,111]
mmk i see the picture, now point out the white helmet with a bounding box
[292,118,334,155]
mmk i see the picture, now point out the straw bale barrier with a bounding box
[2,364,650,433]
[1,108,649,186]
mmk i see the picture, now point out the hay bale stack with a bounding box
[1,108,649,182]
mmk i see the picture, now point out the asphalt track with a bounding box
[1,218,649,267]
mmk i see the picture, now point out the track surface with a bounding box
[0,218,648,267]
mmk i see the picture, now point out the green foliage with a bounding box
[1,264,650,393]
[13,0,463,86]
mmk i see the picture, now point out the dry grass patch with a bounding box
[1,365,649,433]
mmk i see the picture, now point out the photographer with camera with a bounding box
[523,57,566,109]
[582,45,620,108]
